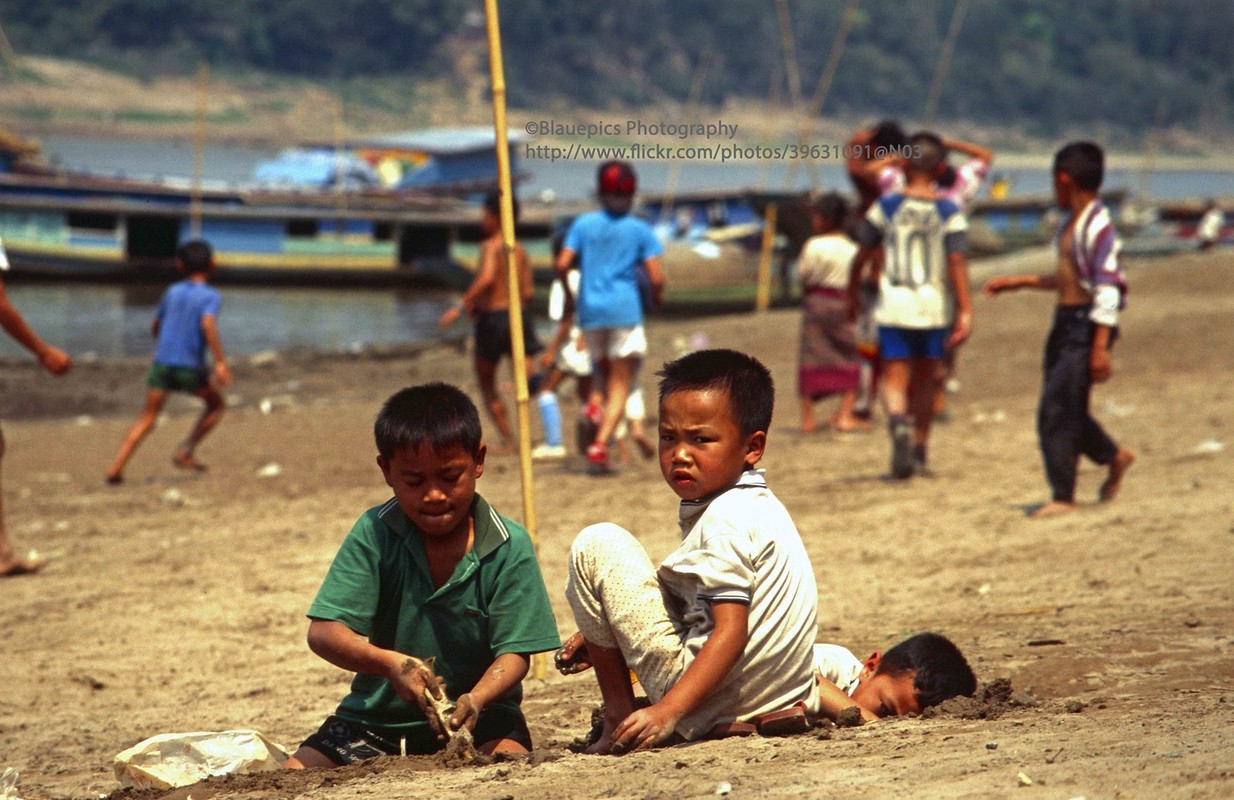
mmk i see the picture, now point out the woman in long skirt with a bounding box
[797,193,864,432]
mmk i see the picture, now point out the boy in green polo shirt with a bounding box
[285,383,561,768]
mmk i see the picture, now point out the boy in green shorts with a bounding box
[285,383,560,767]
[106,239,231,483]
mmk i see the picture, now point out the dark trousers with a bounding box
[1037,306,1119,502]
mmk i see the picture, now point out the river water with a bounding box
[2,135,1231,358]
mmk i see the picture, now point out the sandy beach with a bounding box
[1,248,1232,799]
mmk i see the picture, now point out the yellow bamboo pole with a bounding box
[190,62,208,240]
[484,0,542,679]
[755,203,778,312]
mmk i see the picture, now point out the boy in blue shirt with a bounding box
[285,383,560,767]
[106,240,231,482]
[556,161,665,472]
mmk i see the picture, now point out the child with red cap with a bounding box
[556,161,666,473]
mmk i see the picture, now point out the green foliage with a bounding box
[0,0,1230,133]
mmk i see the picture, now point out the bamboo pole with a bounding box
[483,0,542,679]
[482,2,536,539]
[660,53,710,228]
[755,203,778,312]
[788,0,861,189]
[0,18,19,71]
[190,62,208,240]
[924,0,971,125]
[773,0,804,191]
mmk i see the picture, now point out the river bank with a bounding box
[6,55,1234,170]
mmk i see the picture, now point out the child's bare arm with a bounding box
[440,240,499,327]
[0,290,72,375]
[1090,324,1114,383]
[816,675,878,723]
[947,252,973,348]
[984,274,1058,296]
[846,244,875,320]
[555,245,577,280]
[643,255,666,306]
[449,652,530,731]
[612,600,749,752]
[201,314,231,386]
[942,137,993,166]
[306,619,447,735]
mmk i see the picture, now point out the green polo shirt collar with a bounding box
[377,493,511,597]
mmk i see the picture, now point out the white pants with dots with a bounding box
[564,523,688,704]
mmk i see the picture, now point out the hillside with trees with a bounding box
[1,0,1231,137]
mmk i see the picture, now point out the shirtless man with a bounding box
[439,191,541,452]
[984,141,1135,517]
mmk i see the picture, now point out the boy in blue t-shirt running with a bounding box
[106,240,232,483]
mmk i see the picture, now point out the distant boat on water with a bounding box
[0,124,556,287]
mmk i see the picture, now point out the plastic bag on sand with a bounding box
[113,730,289,789]
[2,767,22,800]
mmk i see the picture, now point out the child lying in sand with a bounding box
[814,632,976,723]
[558,630,976,727]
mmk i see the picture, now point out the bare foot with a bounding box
[1,549,47,577]
[1100,448,1136,503]
[633,435,655,461]
[1029,501,1076,518]
[801,419,819,434]
[583,725,615,755]
[828,415,872,433]
[172,451,207,472]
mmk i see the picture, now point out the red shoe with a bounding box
[585,442,612,475]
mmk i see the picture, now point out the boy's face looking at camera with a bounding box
[658,386,765,502]
[378,441,485,541]
[849,652,922,718]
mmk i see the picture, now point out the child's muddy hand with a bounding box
[390,655,445,712]
[554,632,592,675]
[449,693,480,732]
[611,704,680,754]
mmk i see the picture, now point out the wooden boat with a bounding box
[0,126,557,287]
[1119,198,1232,256]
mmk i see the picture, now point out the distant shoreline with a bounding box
[6,57,1234,174]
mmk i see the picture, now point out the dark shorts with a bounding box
[878,326,948,360]
[474,309,543,364]
[146,363,208,393]
[300,706,532,766]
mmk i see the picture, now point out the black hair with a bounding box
[937,164,958,189]
[1053,141,1105,192]
[176,239,213,275]
[374,383,482,459]
[483,190,520,223]
[908,131,946,176]
[812,192,848,230]
[870,119,908,149]
[875,632,977,709]
[656,349,773,438]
